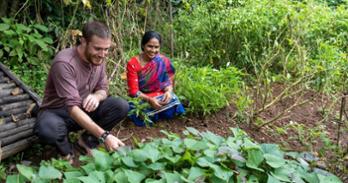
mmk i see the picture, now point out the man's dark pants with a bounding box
[34,96,129,155]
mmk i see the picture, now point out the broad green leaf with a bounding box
[163,172,182,183]
[187,167,205,181]
[0,23,10,31]
[78,176,99,183]
[270,167,291,182]
[121,156,138,168]
[63,178,80,183]
[267,174,281,183]
[184,138,208,151]
[81,163,96,174]
[114,171,128,183]
[16,164,36,181]
[217,146,245,162]
[34,39,48,51]
[264,154,285,168]
[197,157,213,167]
[300,171,319,183]
[33,24,49,32]
[211,164,233,182]
[92,150,112,171]
[246,149,264,171]
[145,178,165,183]
[179,150,194,165]
[261,144,283,158]
[6,174,26,183]
[148,162,166,171]
[15,24,31,33]
[43,37,53,44]
[247,175,259,183]
[124,169,146,183]
[132,149,148,162]
[201,131,224,146]
[64,171,83,179]
[144,144,160,162]
[317,174,342,183]
[184,127,201,136]
[38,165,62,179]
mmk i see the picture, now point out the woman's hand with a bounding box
[160,91,172,105]
[148,97,163,109]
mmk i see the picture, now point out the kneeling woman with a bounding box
[126,31,185,126]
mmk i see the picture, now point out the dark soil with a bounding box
[4,86,348,182]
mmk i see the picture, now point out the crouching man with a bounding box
[34,20,129,161]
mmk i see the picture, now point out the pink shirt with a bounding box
[41,47,108,109]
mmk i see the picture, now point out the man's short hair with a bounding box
[82,21,111,42]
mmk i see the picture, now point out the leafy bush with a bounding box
[175,63,247,116]
[0,18,54,96]
[8,128,343,182]
[174,0,348,93]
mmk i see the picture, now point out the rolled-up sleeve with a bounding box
[51,62,82,107]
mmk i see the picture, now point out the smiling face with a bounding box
[83,35,111,65]
[142,38,160,61]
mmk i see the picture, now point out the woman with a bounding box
[126,31,185,126]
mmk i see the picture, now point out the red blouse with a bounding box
[126,54,175,97]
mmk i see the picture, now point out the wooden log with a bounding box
[0,76,9,83]
[0,82,16,89]
[0,122,34,138]
[3,113,31,123]
[0,100,33,111]
[0,88,23,97]
[0,94,30,105]
[0,107,27,118]
[0,118,36,132]
[0,128,33,146]
[0,136,38,160]
[0,63,41,105]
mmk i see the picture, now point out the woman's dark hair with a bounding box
[141,31,161,51]
[82,20,111,42]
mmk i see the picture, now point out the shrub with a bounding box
[0,18,54,96]
[175,62,246,116]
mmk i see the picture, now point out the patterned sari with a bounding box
[126,54,185,126]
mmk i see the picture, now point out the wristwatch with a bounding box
[98,131,110,144]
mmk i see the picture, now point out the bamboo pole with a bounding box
[0,82,16,89]
[0,63,41,105]
[0,122,34,138]
[0,94,30,105]
[0,118,35,132]
[3,113,31,123]
[0,129,33,146]
[0,100,33,111]
[0,136,38,160]
[0,88,23,97]
[0,77,9,83]
[0,107,28,118]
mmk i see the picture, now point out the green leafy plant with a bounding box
[175,63,246,116]
[0,17,54,96]
[8,127,343,182]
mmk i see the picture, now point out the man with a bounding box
[34,21,129,160]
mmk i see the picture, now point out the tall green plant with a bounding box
[0,18,54,95]
[175,62,247,116]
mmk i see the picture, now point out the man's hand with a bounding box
[83,94,100,112]
[104,135,125,151]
